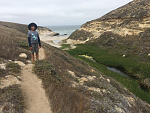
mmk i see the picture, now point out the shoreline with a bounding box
[39,33,68,48]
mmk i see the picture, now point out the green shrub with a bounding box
[19,41,29,49]
[6,62,21,73]
[34,60,62,82]
[61,44,71,49]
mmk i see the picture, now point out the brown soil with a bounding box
[21,48,52,113]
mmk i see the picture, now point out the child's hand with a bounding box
[30,47,32,50]
[39,46,41,49]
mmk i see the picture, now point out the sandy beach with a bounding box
[39,33,68,48]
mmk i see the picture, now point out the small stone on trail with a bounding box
[14,61,25,67]
[27,60,32,64]
[19,53,27,58]
[0,63,6,69]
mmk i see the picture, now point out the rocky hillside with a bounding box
[0,21,52,34]
[67,0,150,43]
[35,43,150,113]
[0,21,52,113]
[0,21,150,113]
[65,0,150,92]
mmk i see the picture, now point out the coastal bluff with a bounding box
[0,21,58,35]
[65,0,150,92]
[0,21,150,113]
[66,0,150,43]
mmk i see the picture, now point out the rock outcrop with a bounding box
[0,75,21,89]
[36,26,52,34]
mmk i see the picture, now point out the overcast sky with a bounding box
[0,0,133,26]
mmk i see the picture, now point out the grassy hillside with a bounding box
[1,21,150,113]
[0,24,30,61]
[33,41,150,113]
[65,0,150,101]
[61,44,150,103]
[85,31,150,90]
[0,21,28,34]
[0,22,30,113]
[0,21,51,113]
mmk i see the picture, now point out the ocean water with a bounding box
[45,25,81,37]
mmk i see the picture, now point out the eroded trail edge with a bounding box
[21,48,52,113]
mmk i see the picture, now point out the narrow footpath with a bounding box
[21,48,52,113]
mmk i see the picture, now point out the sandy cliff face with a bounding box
[68,0,150,43]
[37,26,52,34]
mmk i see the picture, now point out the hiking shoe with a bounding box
[32,60,35,64]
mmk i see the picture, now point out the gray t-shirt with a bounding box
[28,31,39,44]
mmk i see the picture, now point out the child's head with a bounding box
[28,23,37,31]
[31,25,36,31]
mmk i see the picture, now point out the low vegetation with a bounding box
[68,29,94,41]
[0,85,25,113]
[0,62,24,113]
[62,44,150,104]
[19,41,29,50]
[1,21,150,112]
[33,43,150,113]
[0,25,30,61]
[6,62,21,74]
[0,21,31,113]
[34,43,95,112]
[34,60,61,83]
[61,44,72,50]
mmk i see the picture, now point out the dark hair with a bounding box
[28,23,37,30]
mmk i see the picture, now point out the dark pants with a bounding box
[31,44,39,54]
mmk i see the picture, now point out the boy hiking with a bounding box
[28,23,41,64]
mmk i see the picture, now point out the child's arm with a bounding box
[28,32,32,47]
[37,32,41,47]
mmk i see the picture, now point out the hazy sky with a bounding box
[0,0,133,26]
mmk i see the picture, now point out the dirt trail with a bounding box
[21,48,52,113]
